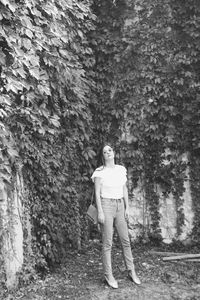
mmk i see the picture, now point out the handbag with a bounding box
[86,189,98,224]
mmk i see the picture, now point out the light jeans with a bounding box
[101,198,134,277]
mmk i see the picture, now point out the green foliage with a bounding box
[1,0,200,288]
[90,0,200,237]
[190,153,200,241]
[129,0,200,236]
[0,0,96,277]
[88,0,128,146]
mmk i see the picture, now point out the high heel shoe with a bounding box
[128,269,141,285]
[104,275,118,289]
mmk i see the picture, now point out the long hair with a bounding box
[96,142,115,168]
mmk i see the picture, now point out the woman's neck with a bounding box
[105,161,115,168]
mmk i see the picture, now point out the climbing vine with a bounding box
[90,0,200,238]
[1,0,200,289]
[0,0,96,281]
[190,153,200,242]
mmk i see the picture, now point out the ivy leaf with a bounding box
[0,48,6,65]
[7,147,18,158]
[25,29,33,39]
[23,38,32,50]
[38,128,45,135]
[0,172,11,183]
[39,70,49,81]
[58,49,71,59]
[20,16,33,29]
[0,0,16,12]
[0,163,11,174]
[50,116,60,128]
[14,67,26,79]
[0,108,7,118]
[47,128,55,135]
[6,77,24,92]
[0,95,11,106]
[29,67,40,80]
[38,84,51,96]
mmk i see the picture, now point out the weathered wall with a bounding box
[121,0,195,244]
[127,163,194,244]
[0,173,24,289]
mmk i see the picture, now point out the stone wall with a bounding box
[127,163,194,244]
[0,173,24,289]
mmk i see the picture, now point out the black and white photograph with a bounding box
[0,0,200,299]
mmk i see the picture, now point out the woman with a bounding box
[91,143,141,289]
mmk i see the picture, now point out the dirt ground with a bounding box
[3,238,200,300]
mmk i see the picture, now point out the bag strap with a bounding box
[90,188,95,205]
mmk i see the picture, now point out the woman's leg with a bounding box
[114,200,134,271]
[101,199,115,278]
[115,200,141,284]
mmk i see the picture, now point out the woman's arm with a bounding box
[123,183,129,221]
[94,177,105,224]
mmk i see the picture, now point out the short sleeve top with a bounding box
[91,164,127,199]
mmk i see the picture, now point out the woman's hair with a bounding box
[96,142,115,168]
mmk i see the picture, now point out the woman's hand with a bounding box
[98,210,105,224]
[124,207,130,222]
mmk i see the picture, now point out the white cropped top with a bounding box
[91,164,127,199]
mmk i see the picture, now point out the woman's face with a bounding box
[102,145,115,162]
